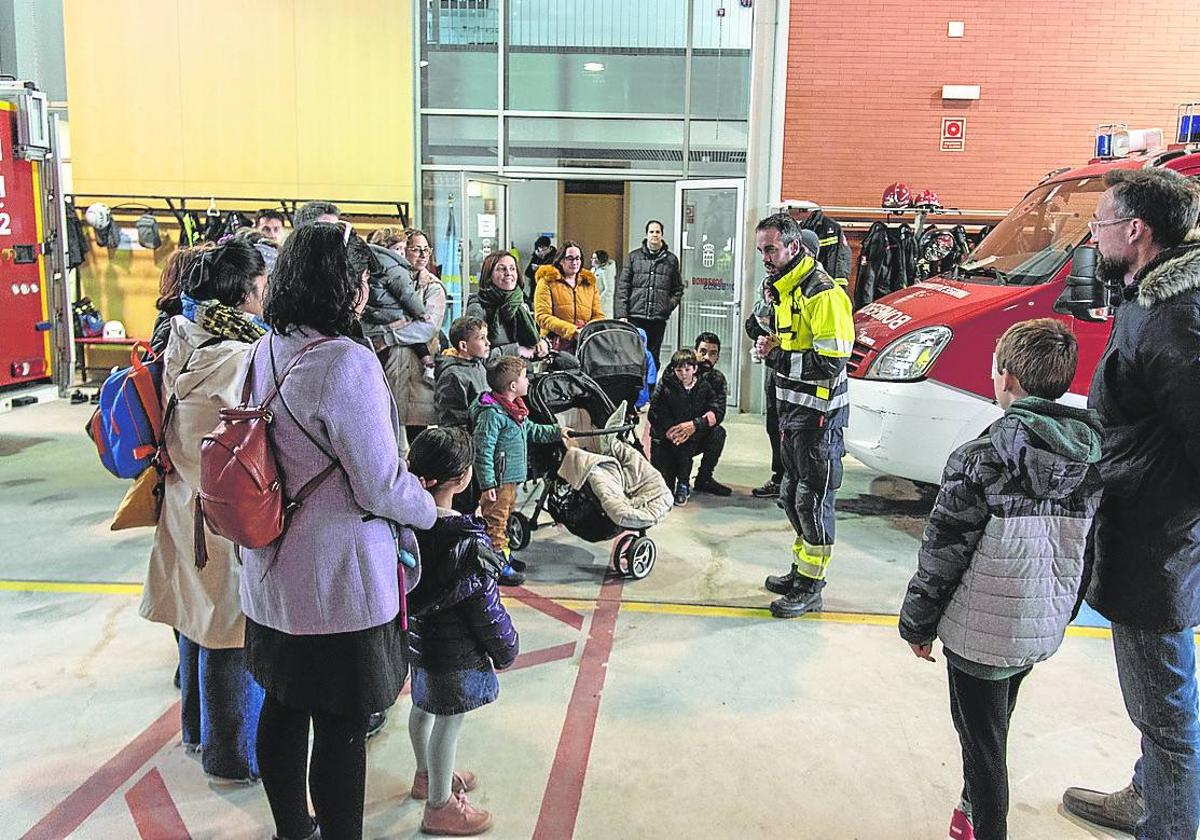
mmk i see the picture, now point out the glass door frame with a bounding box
[445,172,518,320]
[672,177,746,407]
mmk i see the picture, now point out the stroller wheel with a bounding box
[611,533,637,575]
[506,512,532,551]
[627,537,657,580]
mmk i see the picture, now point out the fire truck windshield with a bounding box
[958,177,1106,286]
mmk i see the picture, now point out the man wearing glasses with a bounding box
[1062,167,1200,838]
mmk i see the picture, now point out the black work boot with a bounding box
[694,474,732,497]
[1062,783,1144,834]
[764,568,799,595]
[770,578,825,618]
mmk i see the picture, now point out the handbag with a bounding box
[110,466,163,530]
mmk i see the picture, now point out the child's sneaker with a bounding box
[507,554,527,573]
[411,769,478,801]
[420,791,493,836]
[948,807,975,840]
[674,482,690,507]
[498,562,525,587]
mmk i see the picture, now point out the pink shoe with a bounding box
[420,791,492,836]
[411,769,478,801]
[948,807,975,840]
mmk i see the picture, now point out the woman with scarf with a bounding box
[139,238,270,784]
[466,251,549,360]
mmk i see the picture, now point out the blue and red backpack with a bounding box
[86,342,167,479]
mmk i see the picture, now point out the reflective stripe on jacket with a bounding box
[770,255,854,429]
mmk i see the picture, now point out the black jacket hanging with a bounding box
[800,210,852,287]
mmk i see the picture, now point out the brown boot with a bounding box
[411,769,478,801]
[420,791,493,836]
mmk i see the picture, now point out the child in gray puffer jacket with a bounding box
[898,318,1103,840]
[360,243,436,380]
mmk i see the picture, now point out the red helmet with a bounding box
[882,182,912,209]
[914,188,941,208]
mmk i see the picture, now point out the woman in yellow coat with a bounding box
[533,239,605,351]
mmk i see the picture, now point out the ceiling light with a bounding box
[583,62,605,73]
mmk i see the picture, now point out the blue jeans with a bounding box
[1112,622,1200,840]
[179,634,266,781]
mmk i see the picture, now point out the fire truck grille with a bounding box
[847,341,873,375]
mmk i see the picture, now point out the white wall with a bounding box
[625,181,676,257]
[509,179,559,260]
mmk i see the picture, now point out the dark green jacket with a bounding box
[469,393,561,489]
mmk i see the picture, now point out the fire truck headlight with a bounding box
[864,326,953,381]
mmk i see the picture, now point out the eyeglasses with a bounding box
[407,246,432,255]
[561,255,582,262]
[1087,216,1135,235]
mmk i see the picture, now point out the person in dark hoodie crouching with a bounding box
[899,318,1103,840]
[649,348,721,507]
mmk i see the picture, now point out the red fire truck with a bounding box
[0,80,70,398]
[846,113,1200,484]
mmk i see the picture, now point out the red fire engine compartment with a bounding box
[0,100,53,388]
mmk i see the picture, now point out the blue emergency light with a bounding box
[1094,123,1125,158]
[1177,104,1200,144]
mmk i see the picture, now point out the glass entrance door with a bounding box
[673,178,745,406]
[439,173,513,320]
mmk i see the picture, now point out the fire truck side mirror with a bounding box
[1054,245,1109,322]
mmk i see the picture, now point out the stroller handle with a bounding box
[566,424,637,438]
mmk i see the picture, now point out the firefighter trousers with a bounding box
[779,427,844,581]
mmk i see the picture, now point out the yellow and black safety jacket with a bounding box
[767,254,855,430]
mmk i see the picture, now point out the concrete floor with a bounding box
[0,399,1144,839]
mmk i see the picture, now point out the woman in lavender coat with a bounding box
[239,223,436,840]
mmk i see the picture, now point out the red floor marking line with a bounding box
[507,586,585,630]
[125,768,191,840]
[20,700,181,840]
[507,642,577,672]
[532,576,624,840]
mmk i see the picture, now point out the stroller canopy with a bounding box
[575,319,648,407]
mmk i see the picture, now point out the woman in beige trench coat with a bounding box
[139,238,270,784]
[384,228,447,453]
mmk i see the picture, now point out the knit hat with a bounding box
[800,229,821,257]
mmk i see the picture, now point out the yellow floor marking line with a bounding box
[0,579,143,595]
[0,579,1151,642]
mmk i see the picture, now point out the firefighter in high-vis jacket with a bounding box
[753,213,855,618]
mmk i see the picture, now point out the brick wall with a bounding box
[782,0,1200,212]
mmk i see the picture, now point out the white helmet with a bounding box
[102,320,126,339]
[85,203,112,230]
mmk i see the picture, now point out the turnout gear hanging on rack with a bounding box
[853,222,916,309]
[799,210,852,288]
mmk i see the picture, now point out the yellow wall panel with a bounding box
[175,0,299,193]
[63,0,414,202]
[292,0,414,201]
[62,0,187,194]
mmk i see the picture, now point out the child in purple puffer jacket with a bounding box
[405,427,519,837]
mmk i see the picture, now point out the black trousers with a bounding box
[651,425,725,488]
[779,427,843,567]
[257,693,369,840]
[695,424,726,480]
[947,662,1032,840]
[651,437,695,490]
[630,317,668,369]
[765,385,782,482]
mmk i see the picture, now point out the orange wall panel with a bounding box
[782,0,1200,212]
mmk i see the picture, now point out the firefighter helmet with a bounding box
[881,182,912,209]
[85,203,112,231]
[914,189,942,208]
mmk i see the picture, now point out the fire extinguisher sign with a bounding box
[941,117,966,152]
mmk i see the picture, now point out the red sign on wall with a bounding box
[941,117,966,152]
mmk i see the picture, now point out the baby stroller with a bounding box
[506,368,673,579]
[574,319,649,420]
